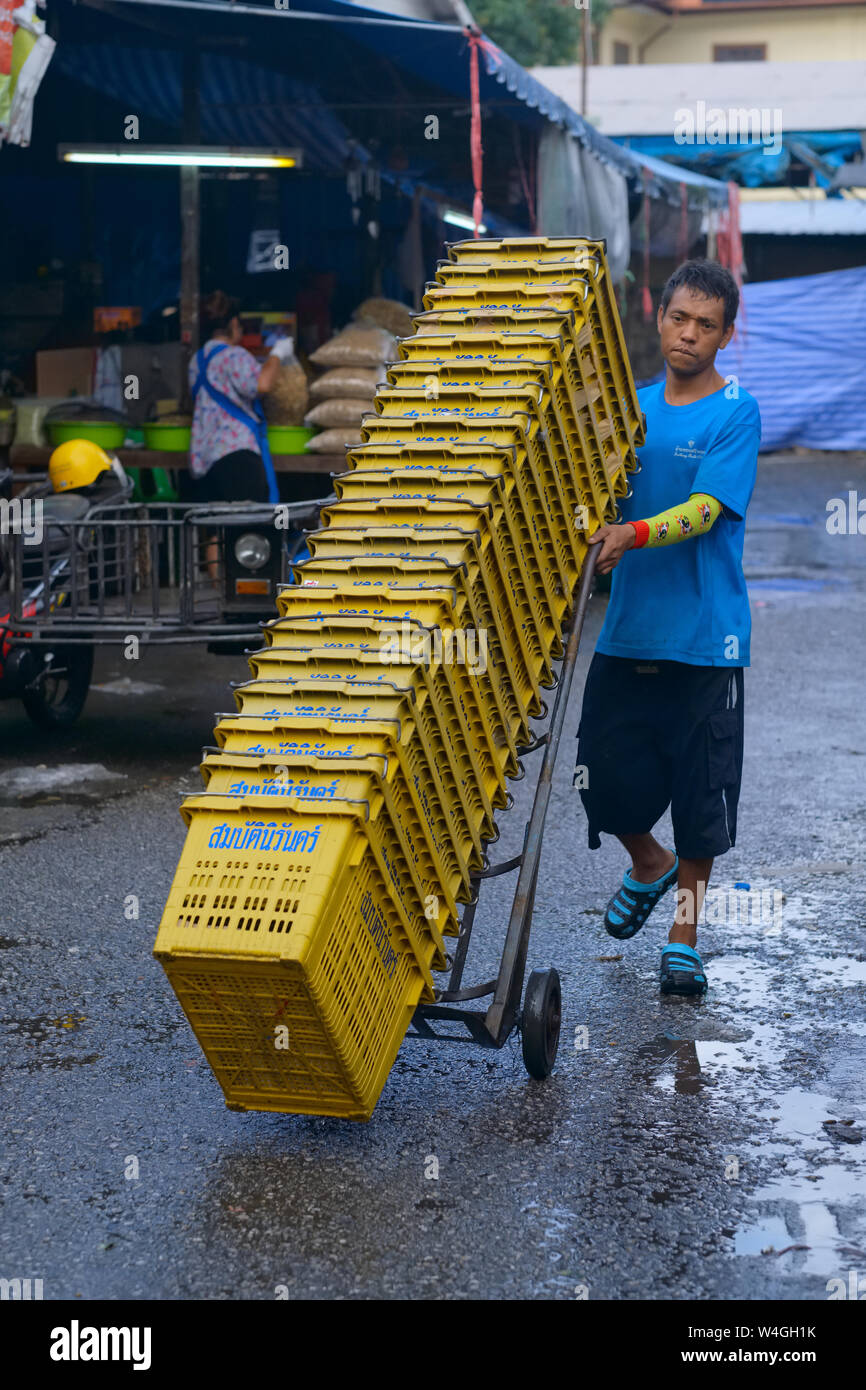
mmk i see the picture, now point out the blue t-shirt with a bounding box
[596,379,761,667]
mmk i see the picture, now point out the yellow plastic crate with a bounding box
[391,335,614,525]
[333,463,561,665]
[243,640,495,850]
[235,657,487,871]
[366,388,581,592]
[370,382,583,579]
[255,616,503,824]
[301,524,538,742]
[278,556,520,768]
[568,312,634,493]
[319,494,553,690]
[415,317,630,502]
[430,257,640,455]
[440,251,637,431]
[409,307,632,501]
[445,235,617,278]
[198,750,450,961]
[410,301,628,476]
[342,441,564,651]
[443,236,643,447]
[272,578,519,778]
[211,710,468,922]
[154,793,431,1119]
[260,610,508,815]
[414,284,632,471]
[560,244,643,446]
[226,677,475,895]
[400,320,617,518]
[356,414,574,627]
[384,355,606,534]
[183,771,440,992]
[445,234,604,264]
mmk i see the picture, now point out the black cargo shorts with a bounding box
[575,652,745,860]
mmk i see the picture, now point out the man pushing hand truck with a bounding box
[578,259,761,998]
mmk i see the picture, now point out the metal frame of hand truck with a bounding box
[405,544,601,1076]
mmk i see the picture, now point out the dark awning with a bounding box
[76,0,728,206]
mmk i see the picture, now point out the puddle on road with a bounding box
[634,876,866,1283]
[808,957,866,987]
[92,676,166,696]
[770,1087,836,1141]
[694,1035,765,1074]
[634,1032,709,1097]
[0,763,127,806]
[734,1179,862,1279]
[735,1215,793,1256]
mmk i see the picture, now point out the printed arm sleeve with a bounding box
[630,493,723,549]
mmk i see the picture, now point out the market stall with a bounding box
[0,0,727,485]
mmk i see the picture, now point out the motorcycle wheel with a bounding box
[21,645,94,729]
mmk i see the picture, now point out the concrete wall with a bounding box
[532,59,866,135]
[600,5,866,64]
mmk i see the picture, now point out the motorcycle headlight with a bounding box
[234,532,271,571]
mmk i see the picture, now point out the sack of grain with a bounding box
[352,297,414,340]
[304,426,364,453]
[308,366,382,403]
[263,360,309,426]
[310,324,397,369]
[305,397,373,429]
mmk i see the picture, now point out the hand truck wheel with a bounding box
[521,967,562,1080]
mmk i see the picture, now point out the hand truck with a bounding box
[406,545,600,1079]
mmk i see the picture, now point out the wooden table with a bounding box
[11,445,349,476]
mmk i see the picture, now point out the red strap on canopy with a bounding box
[464,30,503,238]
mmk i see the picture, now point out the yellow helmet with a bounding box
[49,439,113,493]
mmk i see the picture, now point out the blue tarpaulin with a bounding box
[615,132,863,191]
[717,264,866,452]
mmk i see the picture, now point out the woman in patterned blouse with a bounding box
[188,290,295,502]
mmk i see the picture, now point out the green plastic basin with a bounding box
[267,425,316,454]
[142,423,192,452]
[47,421,127,449]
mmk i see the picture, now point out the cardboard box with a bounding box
[36,348,95,399]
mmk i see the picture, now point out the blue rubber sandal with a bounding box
[660,942,708,997]
[604,856,679,940]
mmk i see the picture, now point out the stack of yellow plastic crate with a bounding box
[153,237,641,1121]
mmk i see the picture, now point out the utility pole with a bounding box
[180,47,200,375]
[581,3,591,117]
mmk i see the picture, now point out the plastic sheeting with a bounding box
[629,193,704,260]
[536,127,630,282]
[615,132,863,191]
[717,264,866,453]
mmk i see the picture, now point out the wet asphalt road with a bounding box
[1,451,865,1302]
